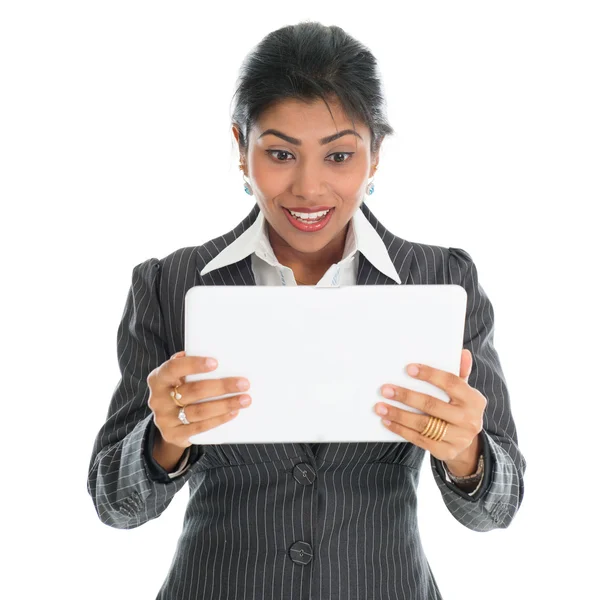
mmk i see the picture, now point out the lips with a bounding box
[283,206,335,232]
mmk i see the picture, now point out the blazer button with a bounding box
[288,541,313,565]
[292,462,316,485]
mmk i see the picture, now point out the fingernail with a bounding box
[407,364,419,376]
[381,386,394,398]
[206,358,218,368]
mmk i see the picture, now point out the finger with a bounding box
[170,394,251,427]
[459,349,473,382]
[164,409,242,446]
[379,418,452,459]
[169,375,251,409]
[152,355,219,390]
[177,409,242,443]
[379,384,460,424]
[374,402,456,442]
[405,363,469,404]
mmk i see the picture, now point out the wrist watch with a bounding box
[446,453,484,484]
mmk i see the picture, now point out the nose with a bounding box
[290,159,327,199]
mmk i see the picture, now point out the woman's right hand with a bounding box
[146,350,252,450]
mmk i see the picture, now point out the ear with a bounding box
[369,135,385,177]
[232,125,247,173]
[231,124,241,144]
[369,153,380,178]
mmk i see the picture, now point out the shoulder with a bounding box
[408,240,473,265]
[399,238,475,285]
[143,233,235,279]
[127,246,206,301]
[130,246,198,278]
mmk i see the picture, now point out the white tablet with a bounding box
[184,285,467,445]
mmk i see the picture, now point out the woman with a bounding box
[87,21,526,600]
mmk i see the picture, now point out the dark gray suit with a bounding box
[87,201,526,599]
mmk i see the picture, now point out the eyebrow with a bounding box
[257,128,363,146]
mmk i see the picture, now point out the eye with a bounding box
[266,150,355,164]
[326,152,354,164]
[266,150,294,162]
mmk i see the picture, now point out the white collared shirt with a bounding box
[200,205,402,286]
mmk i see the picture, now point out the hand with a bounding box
[146,351,252,449]
[374,349,487,473]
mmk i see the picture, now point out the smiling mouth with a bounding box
[283,207,334,216]
[283,207,334,221]
[282,206,336,232]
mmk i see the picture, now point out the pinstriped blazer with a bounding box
[87,201,526,600]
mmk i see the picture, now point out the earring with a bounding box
[243,175,254,196]
[366,164,377,196]
[240,163,253,196]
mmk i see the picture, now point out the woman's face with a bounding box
[233,96,379,268]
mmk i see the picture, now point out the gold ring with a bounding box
[421,416,448,442]
[170,385,185,408]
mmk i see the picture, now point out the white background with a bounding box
[2,1,598,599]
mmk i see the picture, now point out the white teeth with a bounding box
[288,209,331,220]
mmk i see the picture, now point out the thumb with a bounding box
[459,348,473,382]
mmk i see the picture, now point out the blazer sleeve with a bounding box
[144,421,204,482]
[429,247,527,532]
[87,258,203,529]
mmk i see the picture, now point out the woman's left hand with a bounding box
[374,349,487,471]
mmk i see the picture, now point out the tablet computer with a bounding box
[183,284,467,445]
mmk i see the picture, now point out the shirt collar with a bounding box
[200,205,402,285]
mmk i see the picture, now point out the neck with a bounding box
[267,221,349,283]
[295,276,319,285]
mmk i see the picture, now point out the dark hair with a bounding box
[230,21,395,159]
